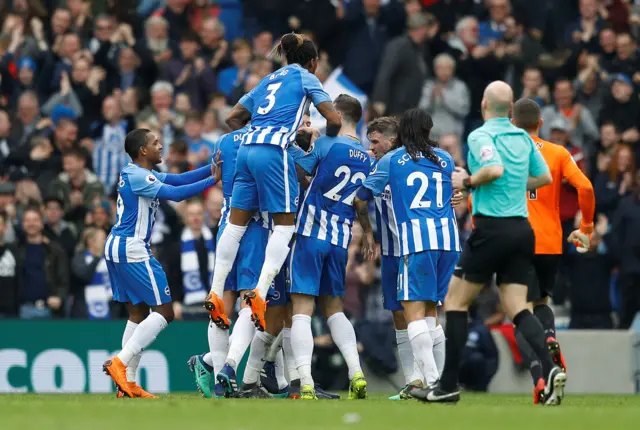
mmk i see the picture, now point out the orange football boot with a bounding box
[243,289,267,331]
[533,378,545,405]
[204,292,230,329]
[547,337,567,373]
[116,382,158,398]
[103,357,134,398]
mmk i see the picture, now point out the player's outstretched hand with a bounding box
[361,231,378,261]
[452,167,469,190]
[567,229,591,253]
[212,150,223,182]
[451,190,464,207]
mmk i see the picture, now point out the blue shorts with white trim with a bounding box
[107,257,171,306]
[288,234,348,297]
[221,219,269,293]
[397,250,459,304]
[381,255,402,311]
[231,144,299,214]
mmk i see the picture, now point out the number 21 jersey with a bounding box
[362,147,461,255]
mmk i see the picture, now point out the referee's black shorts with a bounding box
[526,254,561,302]
[454,216,534,286]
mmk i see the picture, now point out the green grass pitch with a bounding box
[2,393,639,430]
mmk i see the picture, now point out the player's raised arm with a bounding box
[316,102,342,137]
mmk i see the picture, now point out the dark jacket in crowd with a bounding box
[606,194,640,276]
[16,238,70,306]
[372,34,428,116]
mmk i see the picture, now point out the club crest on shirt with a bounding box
[479,146,494,162]
[146,174,157,184]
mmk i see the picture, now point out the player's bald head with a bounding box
[482,81,513,117]
[512,98,542,133]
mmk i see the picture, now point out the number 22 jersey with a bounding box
[361,147,461,255]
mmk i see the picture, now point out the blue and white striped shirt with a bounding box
[295,136,370,249]
[360,147,461,255]
[92,121,130,193]
[239,64,331,149]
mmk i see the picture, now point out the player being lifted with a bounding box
[103,129,220,398]
[206,33,341,333]
[511,98,595,403]
[287,94,370,400]
[355,109,461,398]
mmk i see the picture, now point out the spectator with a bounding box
[16,206,68,319]
[217,38,252,99]
[69,53,104,123]
[594,144,635,216]
[0,182,17,244]
[161,31,216,111]
[202,109,223,143]
[168,199,214,321]
[566,0,604,51]
[372,13,431,116]
[182,111,216,168]
[50,32,82,94]
[41,71,84,120]
[339,0,405,95]
[440,134,465,168]
[478,0,511,46]
[449,16,506,129]
[87,201,113,234]
[70,227,117,319]
[155,0,191,42]
[67,0,93,41]
[136,15,176,81]
[43,196,77,261]
[0,211,18,317]
[419,52,470,138]
[521,67,550,106]
[48,8,72,46]
[574,55,608,121]
[591,122,620,174]
[198,17,231,71]
[48,148,105,231]
[609,32,640,82]
[0,110,13,166]
[166,138,190,172]
[598,25,617,72]
[204,186,223,233]
[137,81,182,155]
[87,14,117,55]
[113,47,145,93]
[541,78,600,155]
[606,174,640,328]
[90,96,133,194]
[599,74,640,146]
[10,91,41,147]
[252,30,274,58]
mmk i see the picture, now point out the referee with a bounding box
[412,82,566,405]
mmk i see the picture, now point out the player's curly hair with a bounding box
[271,33,318,67]
[397,109,439,163]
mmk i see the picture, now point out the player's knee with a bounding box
[154,303,175,324]
[320,296,343,318]
[291,293,314,316]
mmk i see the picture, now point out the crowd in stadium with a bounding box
[0,0,638,339]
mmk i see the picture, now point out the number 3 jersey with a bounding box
[239,64,331,149]
[362,147,461,255]
[295,136,371,249]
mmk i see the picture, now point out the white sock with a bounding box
[266,329,284,362]
[225,308,255,369]
[407,319,439,385]
[122,321,140,382]
[208,320,229,378]
[255,225,295,297]
[117,313,168,365]
[282,328,300,381]
[202,352,213,367]
[275,349,288,390]
[396,329,421,384]
[210,224,247,296]
[326,312,362,379]
[425,316,437,330]
[244,331,274,385]
[291,314,314,386]
[431,325,446,375]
